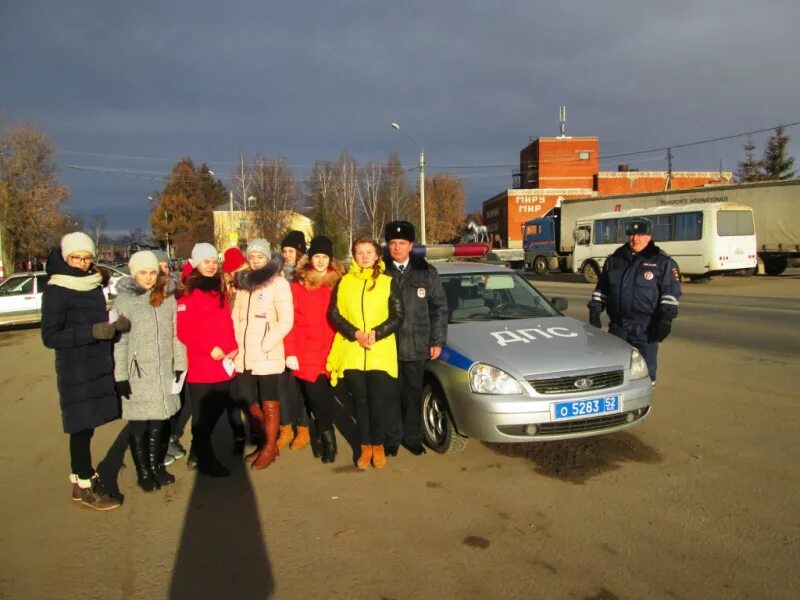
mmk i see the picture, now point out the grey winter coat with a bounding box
[112,276,187,421]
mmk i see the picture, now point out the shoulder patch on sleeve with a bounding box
[672,267,680,280]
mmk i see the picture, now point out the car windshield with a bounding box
[441,272,561,323]
[0,276,33,294]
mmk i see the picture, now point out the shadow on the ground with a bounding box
[96,423,130,501]
[169,419,274,599]
[331,380,359,464]
[484,432,662,484]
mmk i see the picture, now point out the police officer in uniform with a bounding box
[382,221,448,456]
[587,217,681,383]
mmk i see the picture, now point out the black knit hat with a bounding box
[307,236,334,260]
[384,220,415,243]
[625,218,652,236]
[281,230,307,254]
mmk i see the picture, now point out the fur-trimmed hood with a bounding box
[613,240,661,261]
[233,253,285,291]
[116,273,179,297]
[294,256,344,289]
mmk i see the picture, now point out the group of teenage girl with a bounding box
[43,228,406,511]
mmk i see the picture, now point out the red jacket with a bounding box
[284,267,340,382]
[177,289,238,384]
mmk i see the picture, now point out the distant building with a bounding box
[485,135,732,247]
[212,205,314,252]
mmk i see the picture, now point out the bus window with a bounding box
[594,219,618,244]
[717,210,754,236]
[576,225,591,245]
[673,212,703,240]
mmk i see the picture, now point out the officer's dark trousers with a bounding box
[385,359,425,447]
[343,370,394,445]
[609,321,659,382]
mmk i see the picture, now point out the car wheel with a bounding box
[533,256,548,275]
[581,261,600,283]
[421,383,468,454]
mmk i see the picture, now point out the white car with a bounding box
[0,271,48,326]
[98,264,128,298]
[0,267,118,327]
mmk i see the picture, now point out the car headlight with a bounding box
[468,363,522,395]
[630,348,649,380]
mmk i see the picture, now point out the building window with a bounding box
[579,151,590,160]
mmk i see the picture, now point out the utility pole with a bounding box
[666,147,674,191]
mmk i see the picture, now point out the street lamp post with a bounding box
[391,122,426,245]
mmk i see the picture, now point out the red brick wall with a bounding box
[596,172,733,195]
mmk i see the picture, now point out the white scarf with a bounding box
[48,272,103,291]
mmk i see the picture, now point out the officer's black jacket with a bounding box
[588,240,681,326]
[383,254,448,361]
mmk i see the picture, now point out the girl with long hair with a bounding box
[284,236,344,463]
[231,238,294,470]
[327,238,403,470]
[176,243,238,477]
[112,251,186,491]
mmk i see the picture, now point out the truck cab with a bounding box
[522,209,566,274]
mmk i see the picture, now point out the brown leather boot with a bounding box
[356,445,373,470]
[371,445,387,469]
[290,425,311,450]
[251,401,280,471]
[244,403,265,464]
[276,425,294,450]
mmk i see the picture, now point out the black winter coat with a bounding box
[41,249,120,434]
[383,254,448,361]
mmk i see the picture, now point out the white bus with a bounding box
[571,202,758,281]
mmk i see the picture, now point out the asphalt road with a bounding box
[0,273,798,599]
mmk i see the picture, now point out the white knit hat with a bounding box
[128,251,159,275]
[61,232,96,261]
[246,238,270,257]
[190,243,218,267]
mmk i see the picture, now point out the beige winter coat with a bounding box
[232,267,294,375]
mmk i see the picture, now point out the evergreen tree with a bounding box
[734,136,764,183]
[761,126,795,180]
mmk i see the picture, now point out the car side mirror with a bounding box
[550,297,568,311]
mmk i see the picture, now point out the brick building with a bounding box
[484,135,731,247]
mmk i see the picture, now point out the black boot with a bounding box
[148,426,176,487]
[130,432,158,492]
[192,440,230,477]
[320,429,337,464]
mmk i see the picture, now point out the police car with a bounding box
[423,263,653,453]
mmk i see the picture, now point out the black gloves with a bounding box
[174,370,184,383]
[92,322,117,340]
[652,319,672,342]
[115,380,132,399]
[589,311,602,329]
[92,316,131,340]
[114,315,131,333]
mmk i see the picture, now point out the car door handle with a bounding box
[24,296,35,299]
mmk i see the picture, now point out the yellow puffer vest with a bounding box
[326,264,398,385]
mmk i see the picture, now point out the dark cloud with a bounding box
[2,0,798,233]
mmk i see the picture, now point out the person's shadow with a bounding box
[169,422,274,599]
[331,380,360,464]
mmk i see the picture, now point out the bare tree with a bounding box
[358,161,384,240]
[250,155,297,244]
[89,214,106,247]
[332,152,359,254]
[383,152,411,223]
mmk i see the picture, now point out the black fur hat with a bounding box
[384,220,415,243]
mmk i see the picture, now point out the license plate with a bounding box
[551,395,621,421]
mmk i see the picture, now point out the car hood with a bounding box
[441,316,633,378]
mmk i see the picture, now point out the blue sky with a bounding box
[2,0,798,236]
